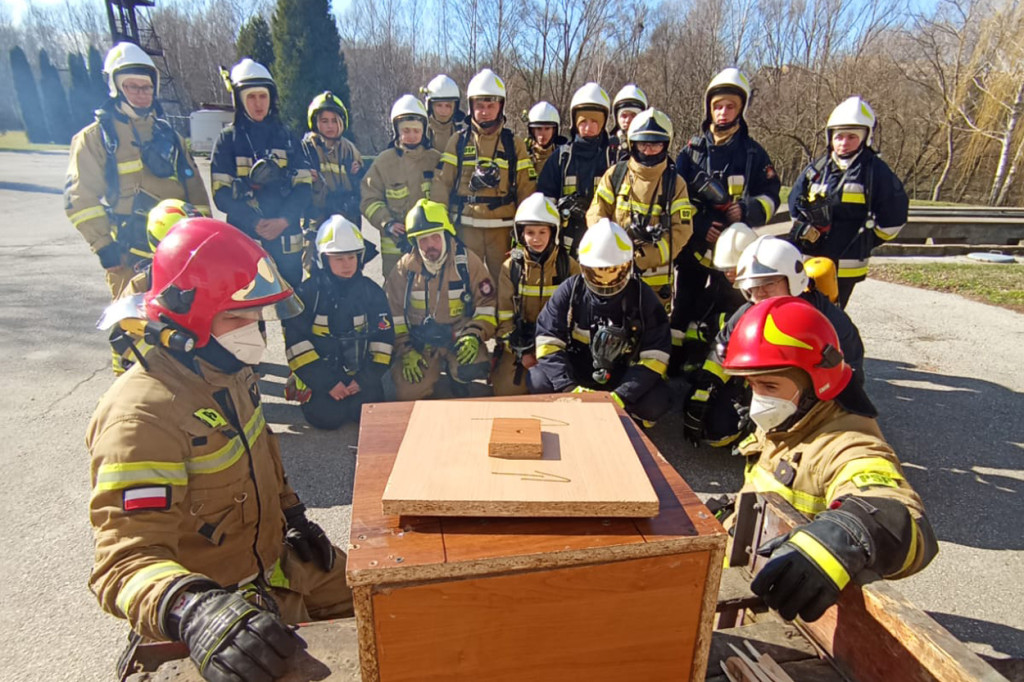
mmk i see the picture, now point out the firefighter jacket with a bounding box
[496,248,579,344]
[360,145,441,259]
[66,107,210,263]
[734,399,938,579]
[431,121,537,231]
[534,276,671,403]
[283,267,395,395]
[676,127,781,248]
[587,158,694,305]
[384,237,497,355]
[301,132,363,225]
[426,113,463,154]
[526,135,567,177]
[789,147,909,281]
[702,289,865,389]
[536,134,614,202]
[210,118,312,243]
[88,346,302,641]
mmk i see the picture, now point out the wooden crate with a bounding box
[348,392,728,682]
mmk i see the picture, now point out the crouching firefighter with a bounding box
[88,218,354,682]
[65,42,209,299]
[529,219,672,426]
[721,297,937,623]
[211,58,312,287]
[385,199,497,400]
[492,193,579,396]
[283,216,394,429]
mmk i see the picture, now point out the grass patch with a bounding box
[870,262,1024,312]
[0,130,68,152]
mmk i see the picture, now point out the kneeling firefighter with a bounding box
[492,193,579,396]
[211,58,312,286]
[722,297,937,622]
[385,199,497,400]
[529,219,672,426]
[283,216,395,429]
[65,42,209,299]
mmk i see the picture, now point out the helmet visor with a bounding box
[228,256,304,320]
[581,263,631,297]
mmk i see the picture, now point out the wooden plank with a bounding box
[707,621,818,676]
[372,552,709,682]
[381,400,659,518]
[488,417,543,459]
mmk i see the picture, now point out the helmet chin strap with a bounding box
[117,98,152,120]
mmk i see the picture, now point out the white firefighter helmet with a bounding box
[391,94,428,125]
[514,192,560,247]
[578,219,634,297]
[735,236,809,298]
[627,108,673,144]
[712,223,757,271]
[316,214,366,268]
[425,74,460,104]
[827,96,877,149]
[527,101,560,128]
[104,42,158,98]
[705,68,751,122]
[612,84,648,115]
[228,58,275,92]
[467,68,506,100]
[570,82,611,118]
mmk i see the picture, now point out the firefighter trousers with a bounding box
[457,225,510,288]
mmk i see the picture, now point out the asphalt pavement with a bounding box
[0,150,1021,679]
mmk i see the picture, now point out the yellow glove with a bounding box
[610,391,625,409]
[571,386,594,394]
[401,349,427,383]
[454,334,480,365]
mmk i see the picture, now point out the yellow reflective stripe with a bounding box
[95,461,188,492]
[312,324,330,336]
[642,273,672,287]
[365,201,387,221]
[380,237,402,255]
[211,172,234,185]
[441,153,458,166]
[410,298,427,310]
[498,310,514,321]
[595,185,615,203]
[562,184,577,195]
[841,191,866,204]
[570,327,590,343]
[186,407,265,475]
[637,357,667,377]
[745,463,827,515]
[702,358,729,383]
[825,457,904,504]
[292,170,313,186]
[897,519,919,576]
[266,558,290,588]
[212,181,231,192]
[838,265,869,278]
[322,162,342,173]
[656,238,670,263]
[874,224,903,241]
[756,196,775,220]
[790,531,851,590]
[371,352,390,365]
[516,158,533,172]
[385,186,409,200]
[117,159,144,175]
[536,343,563,358]
[116,561,190,617]
[288,349,319,370]
[70,205,107,226]
[473,313,496,326]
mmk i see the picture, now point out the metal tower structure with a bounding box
[104,0,186,117]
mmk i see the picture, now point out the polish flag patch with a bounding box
[123,486,172,512]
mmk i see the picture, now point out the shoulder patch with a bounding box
[194,408,227,428]
[851,472,898,490]
[377,313,392,330]
[479,279,494,296]
[123,485,171,512]
[765,165,777,179]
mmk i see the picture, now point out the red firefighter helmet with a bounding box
[723,296,851,401]
[145,218,303,346]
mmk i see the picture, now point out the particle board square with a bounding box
[381,400,659,518]
[488,417,543,459]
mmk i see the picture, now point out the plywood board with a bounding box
[381,400,659,518]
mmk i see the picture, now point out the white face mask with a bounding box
[215,322,266,365]
[749,391,799,432]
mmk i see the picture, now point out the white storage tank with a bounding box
[189,108,234,154]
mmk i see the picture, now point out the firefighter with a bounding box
[529,219,672,426]
[536,82,615,258]
[88,218,354,682]
[65,42,209,299]
[609,84,648,163]
[524,101,565,172]
[789,97,909,308]
[211,58,312,287]
[423,74,465,152]
[492,193,579,396]
[683,236,865,447]
[301,91,364,271]
[587,108,694,315]
[360,95,442,278]
[385,199,496,400]
[283,216,394,429]
[672,68,781,368]
[723,296,937,623]
[431,68,537,286]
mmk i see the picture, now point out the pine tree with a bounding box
[67,52,95,130]
[39,49,74,143]
[87,45,108,107]
[237,15,276,71]
[271,0,350,133]
[9,46,51,143]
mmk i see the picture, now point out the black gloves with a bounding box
[96,241,126,269]
[751,498,875,622]
[284,504,335,572]
[682,386,710,446]
[178,589,305,682]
